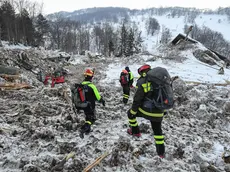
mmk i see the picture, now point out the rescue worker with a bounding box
[125,66,134,88]
[79,69,105,138]
[119,69,130,104]
[127,64,165,158]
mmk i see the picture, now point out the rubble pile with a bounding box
[0,47,230,172]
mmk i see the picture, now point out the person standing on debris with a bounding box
[73,69,105,138]
[125,66,134,88]
[127,64,172,158]
[119,69,130,104]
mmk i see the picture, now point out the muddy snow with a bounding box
[1,47,230,172]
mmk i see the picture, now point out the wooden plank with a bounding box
[83,152,109,172]
[0,83,32,90]
[0,74,20,80]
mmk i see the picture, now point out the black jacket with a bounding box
[82,80,102,109]
[131,76,164,122]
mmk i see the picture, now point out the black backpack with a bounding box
[144,67,174,110]
[71,83,89,109]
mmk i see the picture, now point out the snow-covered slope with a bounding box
[127,13,230,53]
[1,33,230,172]
[102,43,230,88]
[195,14,230,40]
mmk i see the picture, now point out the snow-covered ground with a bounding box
[102,57,230,88]
[195,14,230,41]
[1,25,230,171]
[128,13,230,53]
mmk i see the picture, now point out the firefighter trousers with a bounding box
[81,107,96,133]
[128,112,165,156]
[122,85,130,104]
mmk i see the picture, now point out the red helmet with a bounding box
[84,69,94,77]
[138,64,151,75]
[122,69,128,74]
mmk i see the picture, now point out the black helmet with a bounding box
[125,66,130,72]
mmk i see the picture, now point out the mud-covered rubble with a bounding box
[1,76,230,172]
[1,49,230,171]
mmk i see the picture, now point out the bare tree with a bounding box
[146,17,160,36]
[160,26,172,44]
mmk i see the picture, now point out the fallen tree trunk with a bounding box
[0,83,32,90]
[83,152,109,172]
[0,74,20,81]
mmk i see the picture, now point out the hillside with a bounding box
[46,7,230,59]
[1,37,230,171]
[1,6,230,172]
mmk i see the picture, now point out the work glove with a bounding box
[99,98,105,106]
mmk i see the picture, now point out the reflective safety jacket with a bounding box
[130,76,164,122]
[128,71,134,86]
[81,81,102,109]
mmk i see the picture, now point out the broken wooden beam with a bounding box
[0,74,20,80]
[0,82,32,90]
[83,152,109,172]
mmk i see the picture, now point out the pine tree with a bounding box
[34,13,49,46]
[19,9,35,45]
[160,26,172,44]
[103,24,115,56]
[125,28,135,56]
[108,40,114,57]
[134,31,143,53]
[0,1,16,42]
[119,23,128,57]
[146,17,160,36]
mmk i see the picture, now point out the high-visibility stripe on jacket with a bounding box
[81,81,102,109]
[129,72,134,80]
[130,76,164,122]
[82,81,101,101]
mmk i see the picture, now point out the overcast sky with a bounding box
[33,0,230,14]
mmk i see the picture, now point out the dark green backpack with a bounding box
[71,83,89,109]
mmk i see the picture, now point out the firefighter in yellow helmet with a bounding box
[79,69,105,138]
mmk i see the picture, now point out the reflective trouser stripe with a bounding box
[138,108,164,117]
[154,135,164,144]
[155,140,164,144]
[123,94,129,99]
[130,109,137,115]
[85,121,92,125]
[129,118,138,127]
[154,135,164,139]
